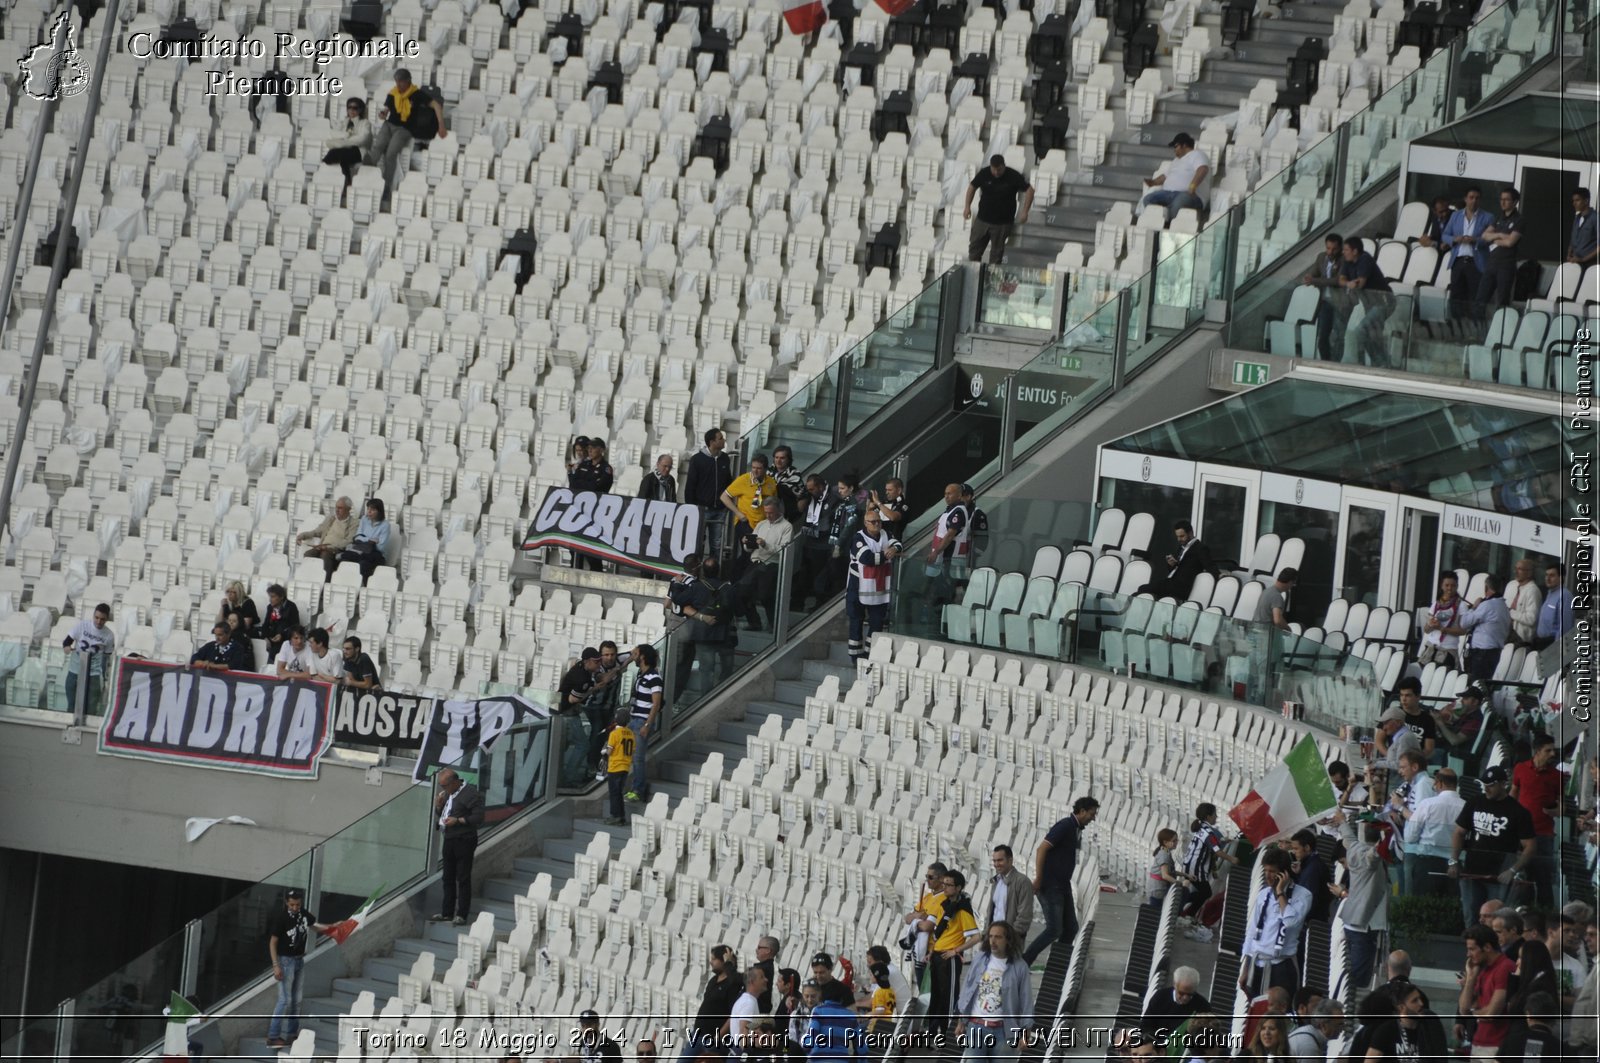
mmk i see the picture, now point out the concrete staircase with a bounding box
[232,640,859,1061]
[1011,1,1340,265]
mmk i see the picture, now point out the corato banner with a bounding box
[99,659,336,779]
[411,694,549,784]
[331,689,436,749]
[521,488,701,575]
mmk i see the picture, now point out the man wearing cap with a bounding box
[808,953,855,1009]
[266,889,332,1047]
[576,1011,622,1063]
[1139,133,1211,222]
[431,768,484,926]
[557,649,605,784]
[366,68,448,197]
[1439,575,1511,683]
[964,155,1034,264]
[1434,686,1487,760]
[1449,765,1536,929]
[1375,706,1421,770]
[1401,767,1463,897]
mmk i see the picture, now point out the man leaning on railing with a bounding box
[62,602,114,713]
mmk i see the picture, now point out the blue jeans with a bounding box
[701,506,725,559]
[846,586,888,659]
[628,718,650,797]
[268,955,305,1039]
[1458,853,1514,930]
[961,1024,1014,1063]
[64,669,101,713]
[1139,189,1204,221]
[1023,885,1078,965]
[1530,834,1557,909]
[1345,927,1378,991]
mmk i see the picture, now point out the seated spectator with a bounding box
[255,584,300,654]
[62,602,114,711]
[1377,676,1437,761]
[307,628,342,679]
[322,98,372,185]
[297,495,359,566]
[1140,965,1207,1040]
[274,626,316,677]
[191,621,254,673]
[1503,991,1569,1060]
[1418,572,1464,669]
[1239,1015,1288,1060]
[218,580,260,632]
[1375,706,1421,768]
[340,637,380,689]
[1139,520,1211,599]
[737,498,796,631]
[1416,195,1454,248]
[1138,133,1210,222]
[334,499,391,581]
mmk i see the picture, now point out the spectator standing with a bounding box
[731,967,769,1051]
[1476,187,1525,307]
[800,978,862,1059]
[340,637,380,689]
[1146,829,1181,908]
[954,921,1034,1058]
[321,98,371,185]
[1238,848,1314,995]
[1177,803,1240,940]
[1418,573,1464,668]
[736,498,795,631]
[979,845,1036,943]
[1491,911,1526,964]
[919,870,979,1033]
[753,937,779,1013]
[691,946,745,1056]
[1286,998,1343,1059]
[722,455,779,568]
[1440,187,1493,304]
[264,889,331,1047]
[1456,925,1515,1056]
[1569,187,1598,265]
[1400,765,1462,894]
[624,644,662,804]
[366,68,447,197]
[191,621,254,672]
[1568,920,1598,1054]
[1023,797,1099,966]
[1375,707,1421,769]
[808,954,855,1009]
[637,455,677,503]
[576,1011,621,1063]
[1336,815,1389,991]
[795,475,837,610]
[1533,563,1573,650]
[964,154,1034,263]
[904,863,949,985]
[770,446,804,521]
[583,642,630,780]
[1449,765,1536,928]
[256,585,300,657]
[1365,981,1447,1061]
[825,474,864,596]
[1287,829,1331,925]
[1300,233,1345,360]
[685,429,734,559]
[335,499,391,581]
[1241,1016,1290,1060]
[925,483,973,609]
[557,648,603,785]
[1502,991,1570,1060]
[1550,914,1587,1025]
[695,557,738,691]
[1140,966,1208,1041]
[665,554,713,698]
[1505,558,1542,644]
[1338,237,1395,366]
[1508,939,1563,1030]
[430,768,483,926]
[1138,133,1210,222]
[1253,568,1297,627]
[1512,733,1564,909]
[297,496,358,566]
[870,480,908,543]
[601,709,634,826]
[62,602,114,711]
[568,440,615,572]
[844,507,902,660]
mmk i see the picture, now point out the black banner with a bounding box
[520,488,702,575]
[330,689,436,749]
[410,694,548,784]
[99,659,336,778]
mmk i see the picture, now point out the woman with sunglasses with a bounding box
[323,98,372,185]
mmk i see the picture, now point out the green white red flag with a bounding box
[162,992,199,1061]
[318,885,384,945]
[1229,736,1337,844]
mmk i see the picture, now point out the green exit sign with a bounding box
[1059,355,1082,371]
[1233,361,1271,386]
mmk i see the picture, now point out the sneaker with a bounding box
[594,771,606,782]
[452,916,468,927]
[266,1038,288,1049]
[1186,926,1213,942]
[603,816,626,826]
[427,913,451,922]
[624,791,641,802]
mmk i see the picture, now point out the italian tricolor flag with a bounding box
[782,0,826,33]
[163,992,199,1061]
[318,885,384,945]
[1228,736,1337,844]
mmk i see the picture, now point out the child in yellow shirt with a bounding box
[602,709,635,825]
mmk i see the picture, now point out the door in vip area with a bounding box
[1196,469,1259,572]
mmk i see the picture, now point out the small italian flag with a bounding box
[1228,736,1338,844]
[782,0,826,34]
[318,885,384,945]
[162,992,199,1061]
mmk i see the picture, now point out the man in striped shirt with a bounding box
[1178,803,1240,942]
[625,644,663,803]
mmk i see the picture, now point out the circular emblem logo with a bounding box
[1455,150,1467,176]
[1294,478,1305,504]
[1140,456,1152,482]
[970,372,984,399]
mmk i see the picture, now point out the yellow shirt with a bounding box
[725,473,777,526]
[605,725,635,774]
[870,986,895,1016]
[932,904,977,953]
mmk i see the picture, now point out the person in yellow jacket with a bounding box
[917,870,979,1036]
[601,710,635,825]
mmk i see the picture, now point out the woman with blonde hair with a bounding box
[218,580,259,632]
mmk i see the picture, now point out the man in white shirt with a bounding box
[274,626,318,678]
[1386,751,1435,891]
[1238,849,1313,994]
[62,602,116,711]
[1139,132,1210,222]
[307,628,343,680]
[1504,558,1540,644]
[735,498,796,631]
[1401,768,1464,899]
[728,966,767,1053]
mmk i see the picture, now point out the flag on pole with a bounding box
[162,992,199,1061]
[874,0,917,14]
[318,885,385,945]
[782,0,827,34]
[1228,736,1338,844]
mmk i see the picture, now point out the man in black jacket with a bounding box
[191,621,255,672]
[684,428,733,558]
[367,68,448,196]
[637,454,677,503]
[1139,521,1210,599]
[431,768,484,926]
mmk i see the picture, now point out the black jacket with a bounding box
[1154,539,1211,599]
[192,637,255,672]
[684,448,732,508]
[570,459,614,494]
[256,600,301,646]
[638,471,678,504]
[440,783,484,840]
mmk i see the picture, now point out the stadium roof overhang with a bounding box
[1410,93,1599,161]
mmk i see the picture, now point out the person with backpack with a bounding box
[367,68,447,197]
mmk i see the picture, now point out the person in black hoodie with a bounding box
[255,584,300,657]
[684,428,733,559]
[794,475,836,609]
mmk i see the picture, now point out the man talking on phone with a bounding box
[1239,848,1313,995]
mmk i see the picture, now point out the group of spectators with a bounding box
[318,69,449,196]
[1417,559,1574,684]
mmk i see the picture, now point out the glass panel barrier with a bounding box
[316,783,434,910]
[67,924,189,1059]
[193,852,313,1011]
[0,1011,62,1062]
[977,265,1058,331]
[844,274,947,435]
[1233,131,1341,289]
[1011,296,1120,457]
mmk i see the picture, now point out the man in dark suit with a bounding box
[1140,521,1210,599]
[1300,232,1344,360]
[431,768,484,926]
[637,454,677,503]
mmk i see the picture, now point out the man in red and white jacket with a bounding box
[846,506,902,659]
